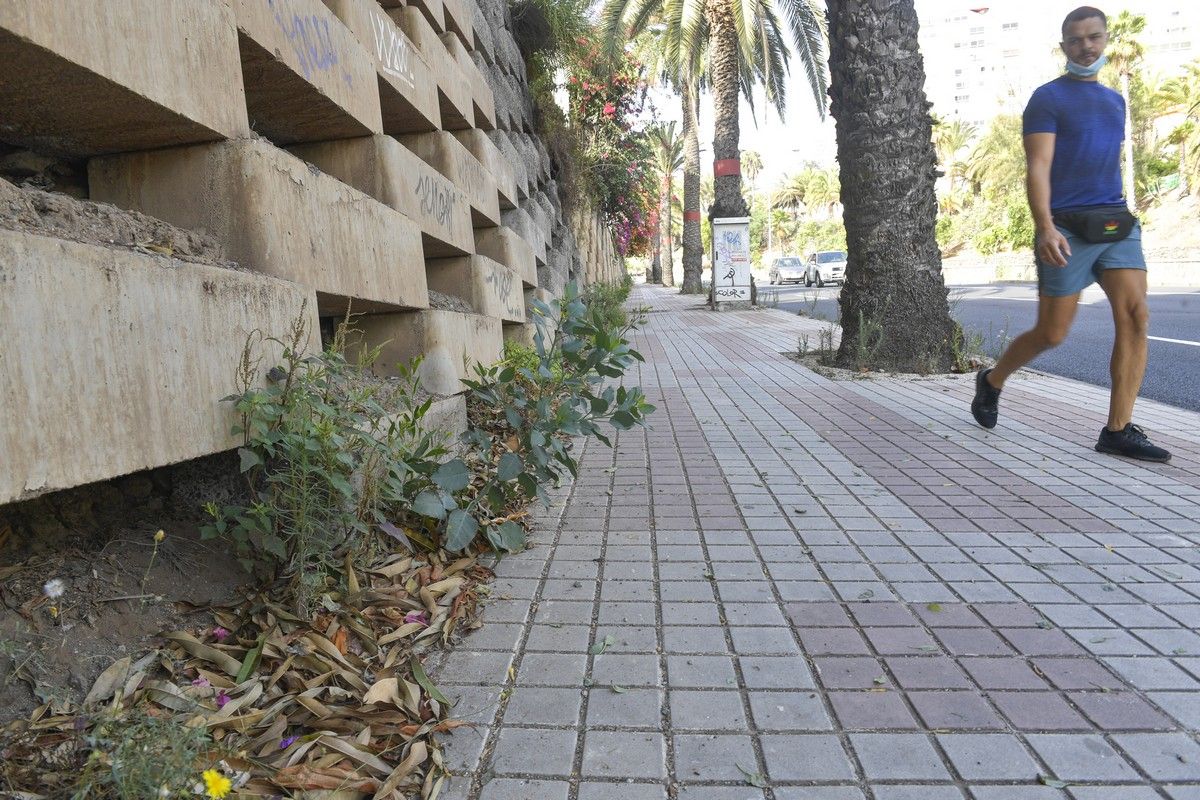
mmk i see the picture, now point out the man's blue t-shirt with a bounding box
[1022,75,1126,213]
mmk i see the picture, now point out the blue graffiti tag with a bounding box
[269,0,341,81]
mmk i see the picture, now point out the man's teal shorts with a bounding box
[1036,221,1147,297]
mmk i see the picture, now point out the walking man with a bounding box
[971,5,1170,463]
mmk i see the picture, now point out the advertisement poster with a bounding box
[711,216,751,303]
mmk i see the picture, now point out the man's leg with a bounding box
[989,293,1082,388]
[970,292,1081,429]
[1098,267,1149,430]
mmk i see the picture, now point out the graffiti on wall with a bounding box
[369,8,416,89]
[269,0,353,88]
[414,173,458,231]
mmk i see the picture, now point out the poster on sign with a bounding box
[711,216,751,303]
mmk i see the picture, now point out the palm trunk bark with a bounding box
[827,0,958,372]
[660,175,674,285]
[649,230,661,283]
[680,83,704,293]
[1121,71,1137,206]
[705,0,748,221]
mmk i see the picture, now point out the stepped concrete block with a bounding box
[379,0,443,34]
[470,2,494,63]
[353,310,502,395]
[441,0,473,50]
[489,131,529,201]
[89,139,427,314]
[427,255,525,323]
[321,0,440,133]
[290,135,472,257]
[414,394,468,442]
[230,0,382,144]
[392,7,472,130]
[0,227,316,505]
[440,33,494,131]
[453,130,517,209]
[400,132,501,227]
[0,0,249,157]
[503,288,555,347]
[475,226,536,288]
[503,207,546,267]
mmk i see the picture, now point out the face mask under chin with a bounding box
[1065,53,1107,77]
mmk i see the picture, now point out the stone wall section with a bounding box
[0,0,620,507]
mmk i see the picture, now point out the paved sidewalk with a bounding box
[432,285,1200,800]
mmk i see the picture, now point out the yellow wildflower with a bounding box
[201,769,232,799]
[154,529,166,543]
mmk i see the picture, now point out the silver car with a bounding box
[768,256,806,285]
[804,250,847,287]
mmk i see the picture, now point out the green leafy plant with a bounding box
[202,306,449,607]
[413,282,654,553]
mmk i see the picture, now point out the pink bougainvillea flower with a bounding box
[215,691,231,709]
[404,610,430,626]
[280,735,298,749]
[602,102,616,116]
[192,676,211,688]
[211,626,230,642]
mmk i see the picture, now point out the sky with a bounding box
[642,0,1184,192]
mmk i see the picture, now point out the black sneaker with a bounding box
[971,368,1001,429]
[1095,423,1172,463]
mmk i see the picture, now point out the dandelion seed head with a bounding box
[43,578,66,599]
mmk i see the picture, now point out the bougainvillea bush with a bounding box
[563,39,658,256]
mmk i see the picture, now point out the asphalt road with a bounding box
[771,281,1200,413]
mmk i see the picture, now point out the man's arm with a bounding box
[1024,132,1070,268]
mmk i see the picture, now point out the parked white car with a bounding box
[805,250,847,287]
[767,256,806,285]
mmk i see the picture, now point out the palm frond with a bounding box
[776,0,828,117]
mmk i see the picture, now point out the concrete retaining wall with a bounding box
[0,228,316,505]
[0,0,622,509]
[89,138,428,314]
[0,0,249,156]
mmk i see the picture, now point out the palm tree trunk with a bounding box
[649,223,661,283]
[705,0,748,221]
[1121,71,1137,206]
[826,0,958,372]
[680,83,704,293]
[660,175,675,285]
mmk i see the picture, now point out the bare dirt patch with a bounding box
[0,519,247,726]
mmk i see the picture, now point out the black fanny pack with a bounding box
[1053,206,1137,244]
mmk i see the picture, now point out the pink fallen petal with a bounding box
[404,611,430,626]
[212,626,230,642]
[215,691,230,709]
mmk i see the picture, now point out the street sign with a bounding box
[711,216,751,303]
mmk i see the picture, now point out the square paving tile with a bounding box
[814,656,886,689]
[504,687,583,727]
[849,732,953,781]
[828,690,920,729]
[669,689,748,731]
[592,653,661,687]
[886,656,972,689]
[586,686,664,729]
[961,657,1050,689]
[477,778,571,800]
[1025,733,1139,781]
[864,626,941,655]
[730,627,801,655]
[989,691,1090,731]
[935,627,1017,656]
[1031,657,1127,691]
[908,691,1005,730]
[491,727,577,776]
[1111,733,1200,781]
[1068,691,1175,730]
[673,733,758,782]
[761,734,855,781]
[747,690,832,730]
[582,731,666,779]
[937,732,1041,780]
[797,627,871,655]
[739,655,816,689]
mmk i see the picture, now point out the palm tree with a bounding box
[964,114,1025,200]
[603,0,828,281]
[1104,11,1146,206]
[741,149,763,192]
[1160,61,1200,195]
[649,121,685,285]
[932,118,976,188]
[804,166,840,218]
[826,0,958,372]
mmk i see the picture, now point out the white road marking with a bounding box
[1148,335,1200,348]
